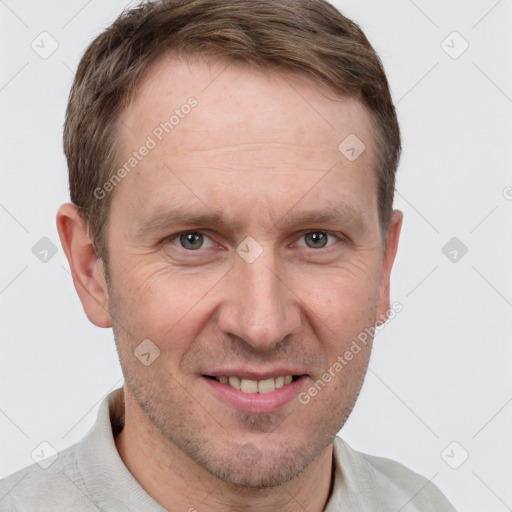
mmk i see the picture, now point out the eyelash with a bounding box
[168,230,345,251]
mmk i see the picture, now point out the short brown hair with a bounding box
[63,0,400,268]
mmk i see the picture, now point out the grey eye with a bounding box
[177,232,205,250]
[303,232,329,248]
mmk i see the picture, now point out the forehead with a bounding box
[121,53,374,151]
[111,54,377,229]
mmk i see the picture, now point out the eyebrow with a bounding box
[133,203,368,238]
[276,204,368,232]
[133,208,239,238]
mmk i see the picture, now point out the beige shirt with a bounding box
[0,388,456,511]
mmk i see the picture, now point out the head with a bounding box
[57,0,402,489]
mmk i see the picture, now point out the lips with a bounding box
[202,372,307,414]
[206,375,296,393]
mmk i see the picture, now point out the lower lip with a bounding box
[201,376,307,414]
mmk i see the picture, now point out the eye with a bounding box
[296,231,340,249]
[171,231,215,250]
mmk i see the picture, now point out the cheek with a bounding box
[292,258,381,335]
[109,260,224,345]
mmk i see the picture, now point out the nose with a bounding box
[217,248,299,352]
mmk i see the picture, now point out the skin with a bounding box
[57,54,402,511]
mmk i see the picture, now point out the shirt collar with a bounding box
[77,387,167,511]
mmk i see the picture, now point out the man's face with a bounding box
[104,55,399,487]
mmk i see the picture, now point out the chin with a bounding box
[208,452,307,489]
[195,437,326,489]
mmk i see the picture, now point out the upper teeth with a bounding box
[216,375,293,393]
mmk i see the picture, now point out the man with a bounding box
[0,0,456,510]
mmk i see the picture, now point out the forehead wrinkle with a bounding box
[170,140,335,153]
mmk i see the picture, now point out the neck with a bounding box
[114,390,334,512]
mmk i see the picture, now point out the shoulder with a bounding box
[0,443,95,511]
[332,437,457,511]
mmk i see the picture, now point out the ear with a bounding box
[56,203,112,328]
[375,209,403,324]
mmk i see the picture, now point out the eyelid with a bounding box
[169,230,215,250]
[293,230,344,248]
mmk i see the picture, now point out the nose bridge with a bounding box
[219,247,296,351]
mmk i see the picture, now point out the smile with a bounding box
[201,374,307,414]
[208,375,296,393]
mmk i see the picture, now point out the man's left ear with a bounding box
[376,209,403,323]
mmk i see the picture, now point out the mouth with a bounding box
[203,374,301,394]
[201,373,308,414]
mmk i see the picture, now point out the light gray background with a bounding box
[1,1,511,510]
